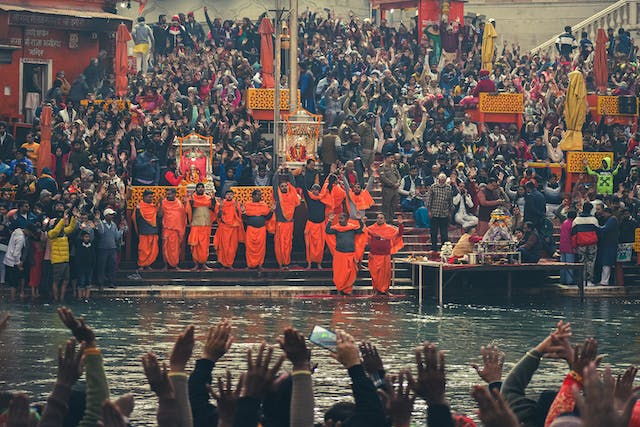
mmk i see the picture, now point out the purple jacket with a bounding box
[559,218,574,253]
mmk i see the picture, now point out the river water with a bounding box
[1,296,639,425]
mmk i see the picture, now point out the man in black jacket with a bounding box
[0,122,15,163]
[524,181,546,229]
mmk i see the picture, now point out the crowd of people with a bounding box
[1,308,638,427]
[0,6,639,300]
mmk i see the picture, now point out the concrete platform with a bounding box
[551,284,640,297]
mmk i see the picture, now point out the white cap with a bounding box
[103,208,116,216]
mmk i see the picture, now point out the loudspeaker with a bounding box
[618,96,638,115]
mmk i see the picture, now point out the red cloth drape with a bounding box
[594,28,608,93]
[37,105,52,173]
[115,23,132,98]
[258,17,275,89]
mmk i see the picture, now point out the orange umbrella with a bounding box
[37,104,52,174]
[258,17,275,89]
[594,28,608,93]
[115,23,132,98]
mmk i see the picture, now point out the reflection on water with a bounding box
[1,296,640,425]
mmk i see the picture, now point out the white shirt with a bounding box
[4,228,25,267]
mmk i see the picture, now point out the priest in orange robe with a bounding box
[159,188,187,270]
[186,183,217,270]
[367,213,404,295]
[132,189,159,270]
[344,175,375,267]
[302,183,332,269]
[326,212,365,295]
[273,174,301,269]
[242,189,273,275]
[214,190,245,268]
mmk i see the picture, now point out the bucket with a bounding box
[468,253,477,264]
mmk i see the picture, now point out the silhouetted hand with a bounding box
[99,401,126,427]
[57,338,85,386]
[169,325,195,372]
[114,394,135,419]
[471,385,519,427]
[278,327,311,370]
[614,365,639,412]
[202,320,233,363]
[142,352,174,399]
[209,370,241,427]
[471,344,505,384]
[7,393,35,427]
[570,338,599,374]
[359,342,384,374]
[379,371,415,427]
[545,320,573,363]
[407,341,446,406]
[241,342,285,399]
[332,330,361,369]
[574,363,638,427]
[57,307,96,347]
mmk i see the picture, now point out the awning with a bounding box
[0,3,131,31]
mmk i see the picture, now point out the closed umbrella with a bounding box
[37,104,52,173]
[560,70,587,151]
[115,23,131,98]
[258,17,275,89]
[481,21,497,72]
[594,28,608,92]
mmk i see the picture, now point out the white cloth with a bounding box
[4,229,25,267]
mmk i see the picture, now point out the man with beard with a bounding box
[186,183,217,270]
[242,189,273,275]
[159,188,186,270]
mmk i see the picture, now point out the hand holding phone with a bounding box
[309,325,337,353]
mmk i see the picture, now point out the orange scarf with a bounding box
[350,189,374,211]
[218,200,242,226]
[368,223,404,254]
[186,193,216,223]
[162,199,186,231]
[244,201,271,216]
[330,221,361,232]
[138,201,157,227]
[278,183,301,221]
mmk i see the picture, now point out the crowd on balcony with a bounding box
[0,7,640,299]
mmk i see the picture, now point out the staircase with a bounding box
[530,0,640,54]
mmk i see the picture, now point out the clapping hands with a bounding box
[58,307,96,347]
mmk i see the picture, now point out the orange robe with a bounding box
[544,372,582,427]
[213,200,245,268]
[329,184,347,215]
[349,189,375,262]
[327,221,362,294]
[132,201,159,268]
[304,186,332,264]
[186,194,217,265]
[274,183,300,267]
[161,199,187,268]
[243,202,272,268]
[367,223,404,293]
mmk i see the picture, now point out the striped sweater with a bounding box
[570,214,599,247]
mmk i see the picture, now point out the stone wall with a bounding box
[465,0,616,50]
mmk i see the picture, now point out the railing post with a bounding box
[630,0,638,28]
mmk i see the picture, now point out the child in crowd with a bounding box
[75,230,95,301]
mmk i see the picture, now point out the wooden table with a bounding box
[392,259,584,307]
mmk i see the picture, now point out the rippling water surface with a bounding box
[1,296,640,425]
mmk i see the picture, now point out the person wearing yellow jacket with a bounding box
[48,211,76,302]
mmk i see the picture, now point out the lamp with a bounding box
[120,1,126,8]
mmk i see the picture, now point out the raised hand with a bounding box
[574,363,638,427]
[0,312,9,332]
[202,320,233,363]
[142,352,174,399]
[169,325,195,372]
[545,320,573,363]
[407,341,446,406]
[471,344,505,384]
[7,393,34,427]
[359,342,384,374]
[471,386,519,427]
[241,342,285,399]
[57,338,85,386]
[278,327,311,370]
[333,330,361,369]
[209,370,241,427]
[614,365,639,411]
[57,307,96,346]
[570,338,599,374]
[99,401,126,427]
[379,371,415,427]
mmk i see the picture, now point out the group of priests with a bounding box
[131,165,404,295]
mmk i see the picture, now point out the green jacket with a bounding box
[585,157,620,195]
[502,348,542,427]
[79,348,109,427]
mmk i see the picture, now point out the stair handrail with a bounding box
[530,0,634,54]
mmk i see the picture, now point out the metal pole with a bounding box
[289,0,298,113]
[438,262,443,307]
[273,0,282,168]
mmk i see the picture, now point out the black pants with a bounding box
[430,216,449,251]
